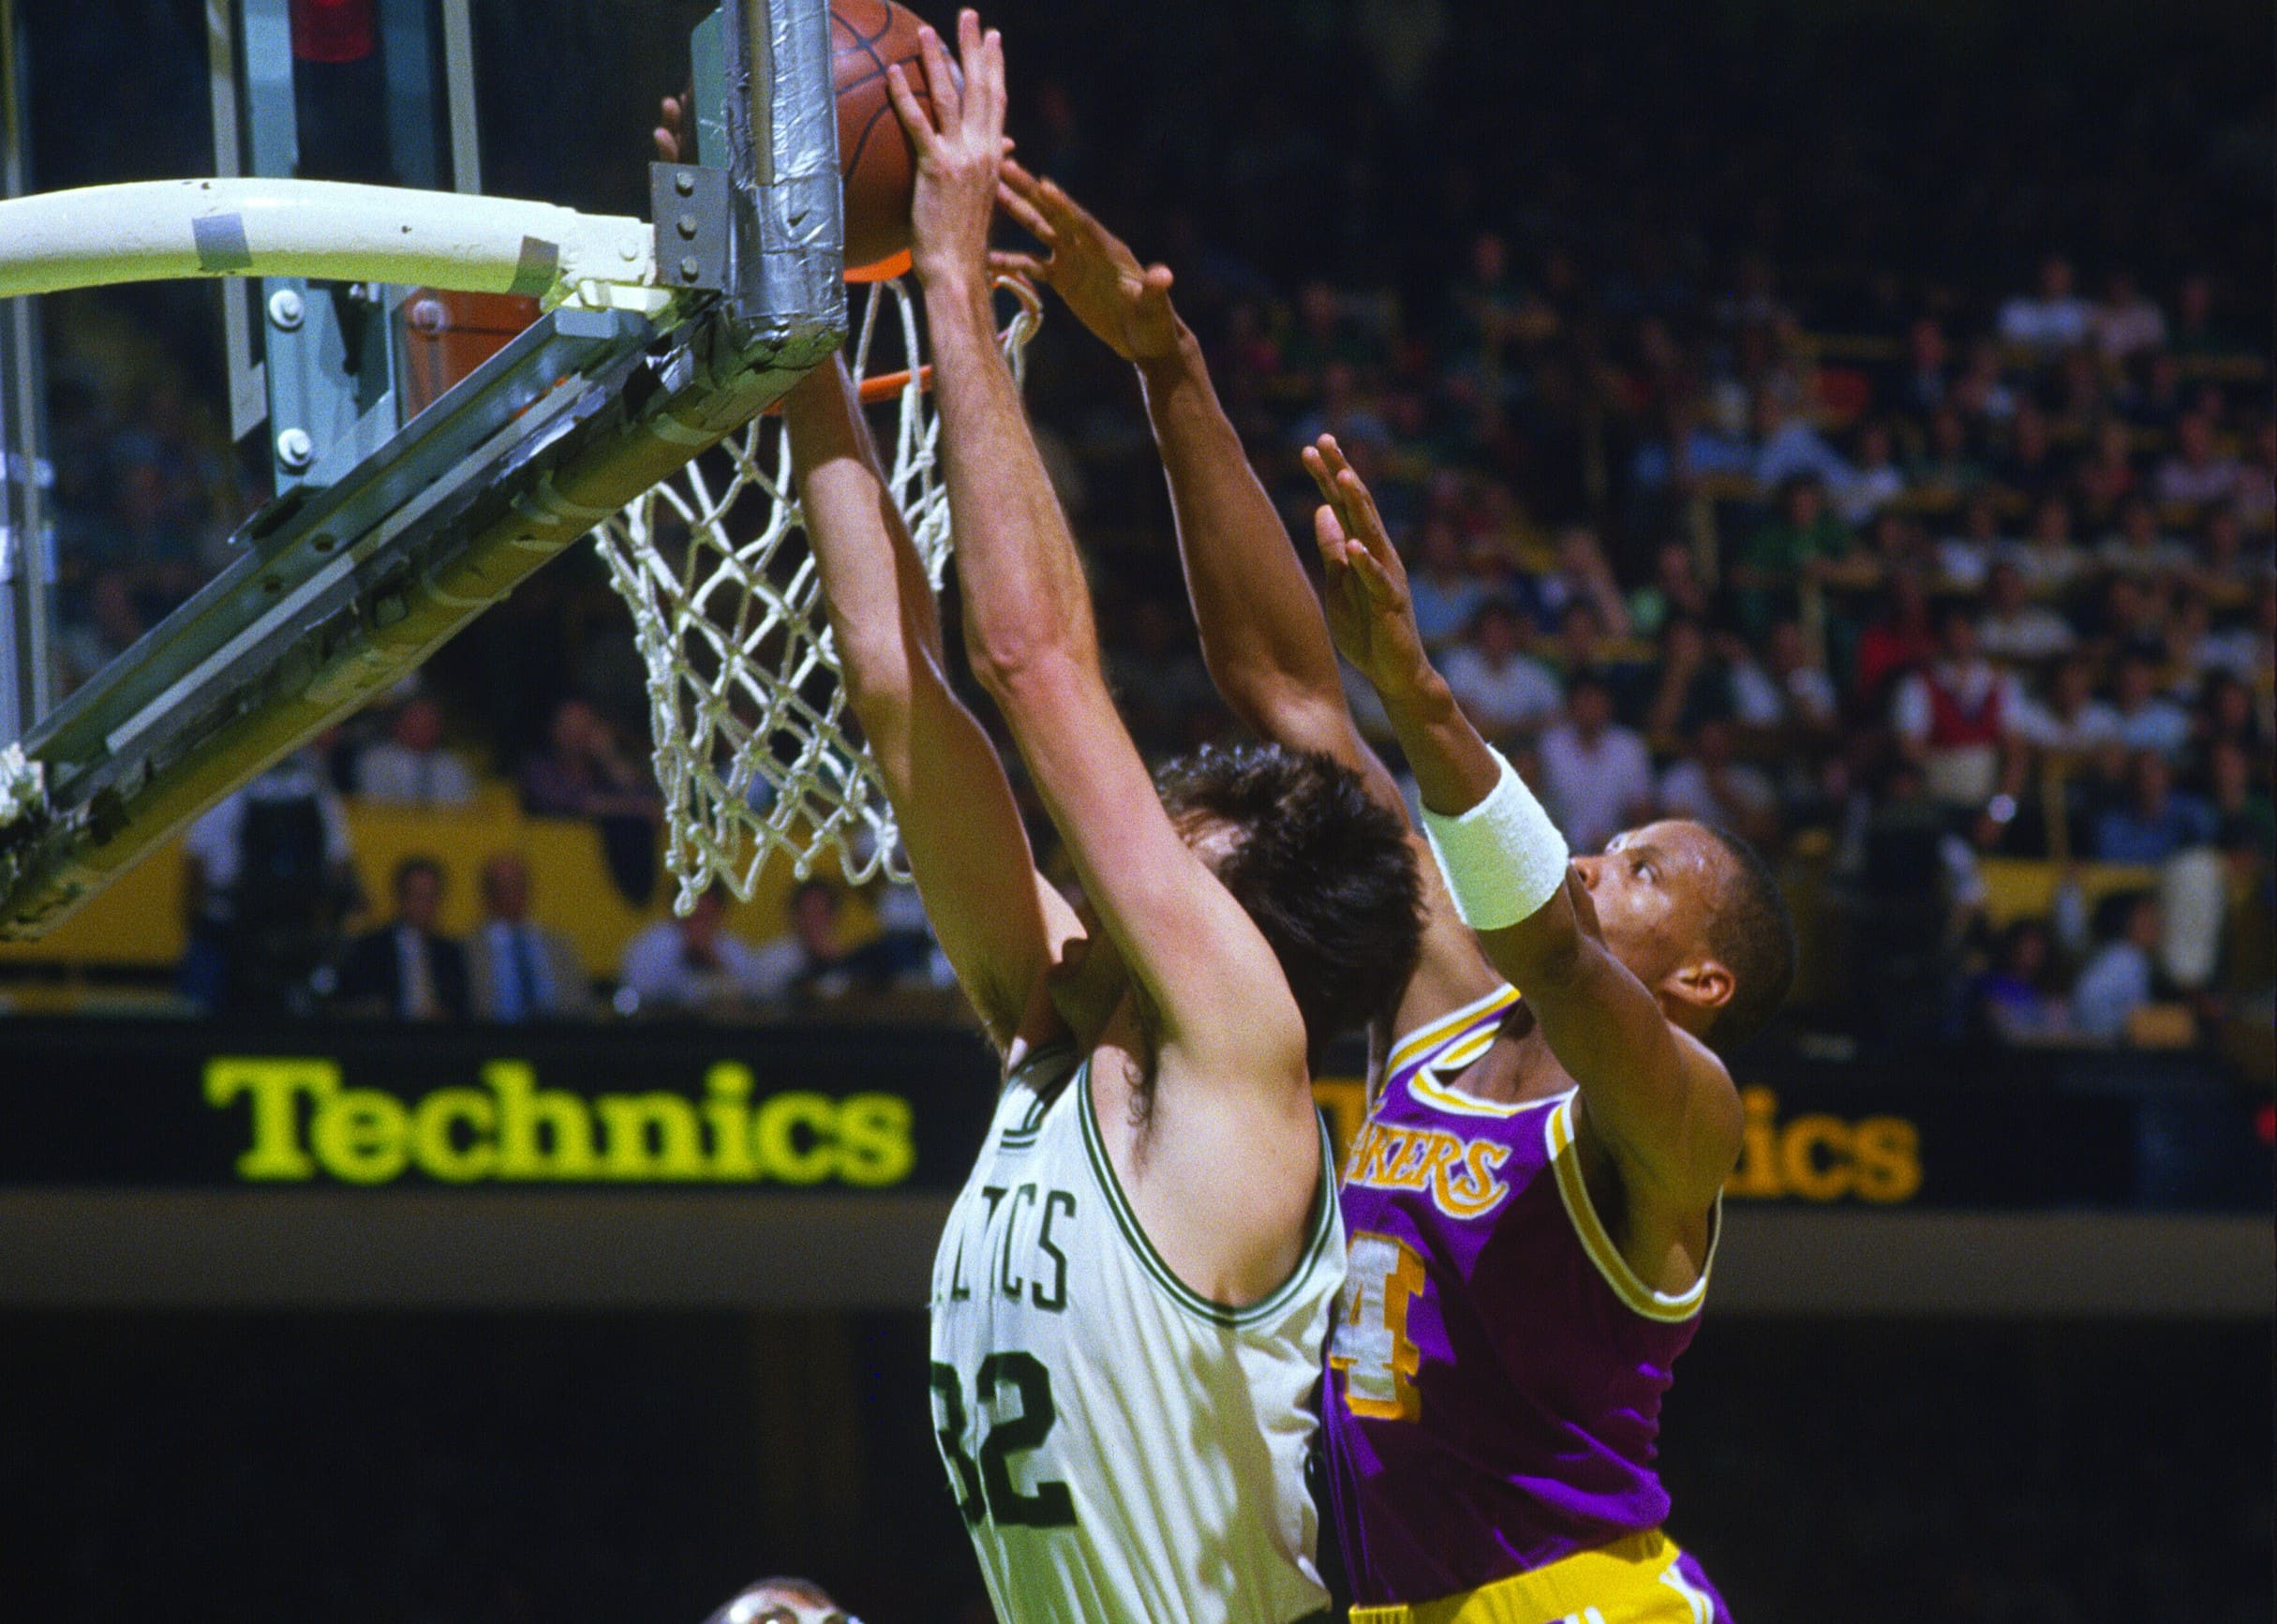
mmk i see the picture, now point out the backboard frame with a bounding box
[0,0,54,747]
[0,0,846,938]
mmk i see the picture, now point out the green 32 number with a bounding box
[930,1352,1077,1528]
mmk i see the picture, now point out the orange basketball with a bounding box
[833,0,940,272]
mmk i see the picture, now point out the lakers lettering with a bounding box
[1342,1120,1514,1220]
[202,1057,918,1188]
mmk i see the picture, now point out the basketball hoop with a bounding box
[593,273,1041,912]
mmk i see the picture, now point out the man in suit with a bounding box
[466,851,593,1022]
[334,855,469,1021]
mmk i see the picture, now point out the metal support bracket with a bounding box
[651,164,732,294]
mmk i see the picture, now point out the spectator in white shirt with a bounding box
[468,852,594,1022]
[2188,592,2267,687]
[1659,717,1779,846]
[2152,412,2242,511]
[1976,560,2077,663]
[1403,520,1490,649]
[1996,494,2088,597]
[2015,655,2121,755]
[1438,599,1562,742]
[1997,254,2092,353]
[179,750,361,1014]
[2109,652,2193,761]
[353,693,478,808]
[1834,421,1906,527]
[1934,490,2003,591]
[1751,390,1851,492]
[2071,890,2164,1042]
[2163,589,2256,683]
[2090,271,2167,362]
[618,887,786,1016]
[182,752,356,926]
[1538,672,1658,853]
[2097,496,2195,578]
[1731,618,1839,734]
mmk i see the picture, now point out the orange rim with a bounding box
[757,272,1038,415]
[846,250,914,284]
[759,364,926,416]
[856,365,926,403]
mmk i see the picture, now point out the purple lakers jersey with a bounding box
[1323,985,1719,1605]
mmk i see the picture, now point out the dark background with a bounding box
[4,1313,2267,1624]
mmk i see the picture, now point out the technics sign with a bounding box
[0,1021,2257,1210]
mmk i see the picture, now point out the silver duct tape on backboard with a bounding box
[722,0,846,350]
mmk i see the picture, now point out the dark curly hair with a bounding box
[1698,825,1796,1055]
[1154,743,1423,1065]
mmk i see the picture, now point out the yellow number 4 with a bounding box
[1330,1231,1426,1422]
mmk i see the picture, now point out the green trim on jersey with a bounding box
[1002,1037,1079,1102]
[1075,1055,1339,1331]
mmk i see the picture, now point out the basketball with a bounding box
[833,0,938,271]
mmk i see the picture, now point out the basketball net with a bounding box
[593,273,1041,913]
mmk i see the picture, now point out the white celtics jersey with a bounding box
[929,1041,1344,1624]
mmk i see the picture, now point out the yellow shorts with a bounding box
[1349,1530,1715,1624]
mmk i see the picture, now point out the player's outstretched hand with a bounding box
[886,9,1006,290]
[653,94,688,163]
[1302,435,1432,698]
[993,161,1180,363]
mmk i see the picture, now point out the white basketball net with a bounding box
[593,276,1040,913]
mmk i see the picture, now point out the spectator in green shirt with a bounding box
[1735,474,1853,638]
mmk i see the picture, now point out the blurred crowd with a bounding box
[171,694,950,1024]
[23,0,2272,1059]
[1144,241,2275,1055]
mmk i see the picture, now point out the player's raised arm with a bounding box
[993,166,1387,794]
[1305,437,1743,1209]
[996,172,1510,1037]
[885,17,1306,1088]
[782,354,1079,1053]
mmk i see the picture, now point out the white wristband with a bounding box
[1420,750,1571,931]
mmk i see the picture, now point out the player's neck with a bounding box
[1442,1003,1571,1106]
